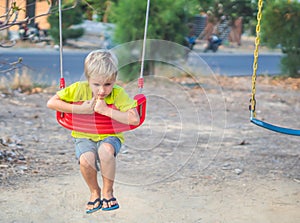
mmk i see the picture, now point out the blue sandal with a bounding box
[102,197,119,211]
[86,198,102,214]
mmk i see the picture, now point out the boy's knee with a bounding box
[79,152,96,168]
[98,143,115,158]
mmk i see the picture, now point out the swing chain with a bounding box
[250,0,263,118]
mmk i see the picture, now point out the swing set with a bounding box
[55,0,150,134]
[249,0,300,136]
[53,0,299,136]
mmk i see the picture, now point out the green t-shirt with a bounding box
[57,81,137,143]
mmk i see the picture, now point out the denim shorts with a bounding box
[74,136,122,160]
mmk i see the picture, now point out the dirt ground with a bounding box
[0,66,299,223]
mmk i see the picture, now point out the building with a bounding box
[0,0,50,31]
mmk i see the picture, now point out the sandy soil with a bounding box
[0,68,299,223]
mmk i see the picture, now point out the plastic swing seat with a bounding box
[250,117,300,136]
[249,0,300,137]
[55,0,149,135]
[57,94,146,134]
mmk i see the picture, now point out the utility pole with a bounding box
[5,0,10,39]
[26,0,36,27]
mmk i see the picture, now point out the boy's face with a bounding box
[88,76,115,99]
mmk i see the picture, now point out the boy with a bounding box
[47,50,140,213]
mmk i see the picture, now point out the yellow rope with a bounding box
[250,0,263,118]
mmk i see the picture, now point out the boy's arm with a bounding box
[94,99,140,126]
[47,94,95,114]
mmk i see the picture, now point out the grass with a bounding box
[0,67,55,94]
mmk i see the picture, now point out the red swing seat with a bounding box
[56,94,146,134]
[55,0,149,135]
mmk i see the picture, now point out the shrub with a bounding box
[48,3,84,45]
[261,1,300,77]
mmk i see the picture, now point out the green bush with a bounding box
[111,0,198,81]
[48,3,84,45]
[281,51,300,77]
[261,1,300,77]
[66,28,85,39]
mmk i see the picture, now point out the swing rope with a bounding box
[58,0,65,89]
[249,0,300,136]
[138,0,150,93]
[56,0,149,134]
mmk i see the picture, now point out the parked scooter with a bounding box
[18,23,40,42]
[185,35,197,50]
[18,23,29,41]
[204,34,222,52]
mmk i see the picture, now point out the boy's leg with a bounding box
[79,152,101,210]
[98,137,121,209]
[98,142,118,208]
[74,138,101,212]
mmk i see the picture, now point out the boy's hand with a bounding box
[77,98,96,114]
[94,99,111,116]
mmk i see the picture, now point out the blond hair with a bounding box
[84,49,118,80]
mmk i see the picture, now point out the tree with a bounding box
[47,2,84,45]
[261,0,300,77]
[0,0,81,73]
[82,0,118,22]
[215,0,255,25]
[112,0,198,44]
[198,0,256,36]
[0,0,54,48]
[0,0,57,71]
[0,0,83,47]
[110,0,198,80]
[0,1,53,32]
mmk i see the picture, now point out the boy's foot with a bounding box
[102,197,119,211]
[86,198,102,214]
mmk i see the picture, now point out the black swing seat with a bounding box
[250,117,300,136]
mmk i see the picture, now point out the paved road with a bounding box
[0,49,283,85]
[0,49,87,85]
[197,52,283,76]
